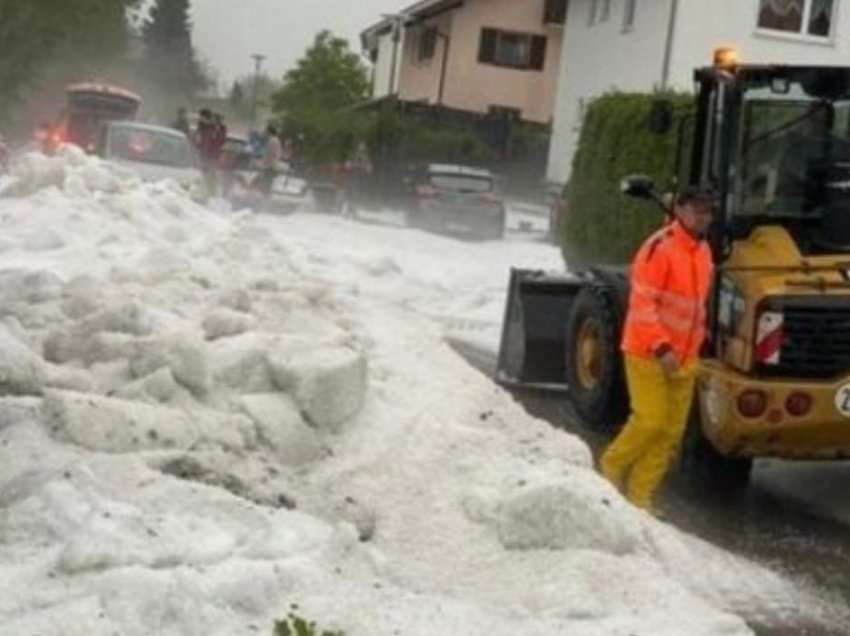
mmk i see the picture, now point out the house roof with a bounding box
[360,0,463,52]
[67,83,142,104]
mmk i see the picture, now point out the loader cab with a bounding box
[680,64,850,257]
[498,61,850,401]
[639,64,850,366]
[498,58,850,479]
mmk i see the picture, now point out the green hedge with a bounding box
[367,109,497,164]
[562,92,694,265]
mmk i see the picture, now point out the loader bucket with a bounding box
[496,268,584,390]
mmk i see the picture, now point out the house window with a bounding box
[497,32,532,66]
[623,0,638,31]
[543,0,568,25]
[418,27,438,62]
[479,28,548,71]
[757,0,835,38]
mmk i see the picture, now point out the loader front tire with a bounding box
[680,404,753,491]
[565,286,628,431]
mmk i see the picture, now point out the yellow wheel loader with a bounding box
[497,58,850,488]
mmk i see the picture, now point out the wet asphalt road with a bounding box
[451,340,850,636]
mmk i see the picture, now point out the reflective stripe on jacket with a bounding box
[621,220,713,364]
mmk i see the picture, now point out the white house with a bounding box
[548,0,847,185]
[364,18,406,102]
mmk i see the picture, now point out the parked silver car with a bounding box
[97,121,202,193]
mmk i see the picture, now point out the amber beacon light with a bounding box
[713,46,740,68]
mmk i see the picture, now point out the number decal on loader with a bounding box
[835,384,850,417]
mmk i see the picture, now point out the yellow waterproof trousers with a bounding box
[600,355,697,511]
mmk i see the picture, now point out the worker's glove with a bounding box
[655,345,680,377]
[659,352,680,377]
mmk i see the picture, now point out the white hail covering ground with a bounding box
[0,147,845,636]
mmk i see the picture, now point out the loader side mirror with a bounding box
[648,98,674,135]
[621,175,656,199]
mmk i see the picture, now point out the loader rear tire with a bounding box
[680,404,752,491]
[565,286,629,431]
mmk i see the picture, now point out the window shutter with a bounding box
[530,35,547,71]
[543,0,568,24]
[479,28,497,63]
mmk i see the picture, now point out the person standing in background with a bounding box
[343,141,373,216]
[194,109,223,198]
[255,123,282,201]
[173,107,191,138]
[212,113,227,150]
[0,134,9,173]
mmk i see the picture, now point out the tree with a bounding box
[564,92,693,263]
[230,81,245,107]
[142,0,210,97]
[144,0,192,48]
[272,31,370,163]
[231,73,281,118]
[0,1,139,122]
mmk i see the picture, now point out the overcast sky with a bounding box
[190,0,401,90]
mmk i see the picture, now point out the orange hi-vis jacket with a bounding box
[621,220,714,365]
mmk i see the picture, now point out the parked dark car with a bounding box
[219,136,254,173]
[404,164,506,240]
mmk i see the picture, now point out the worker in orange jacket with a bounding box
[600,186,716,513]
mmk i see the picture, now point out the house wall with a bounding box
[372,29,407,99]
[397,13,455,104]
[546,0,673,184]
[443,0,563,123]
[670,0,850,87]
[547,0,850,185]
[394,0,563,123]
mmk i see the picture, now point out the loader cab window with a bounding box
[734,68,850,253]
[699,82,724,187]
[679,75,726,208]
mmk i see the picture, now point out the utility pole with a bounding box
[250,53,266,132]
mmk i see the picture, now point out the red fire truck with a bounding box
[46,83,142,153]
